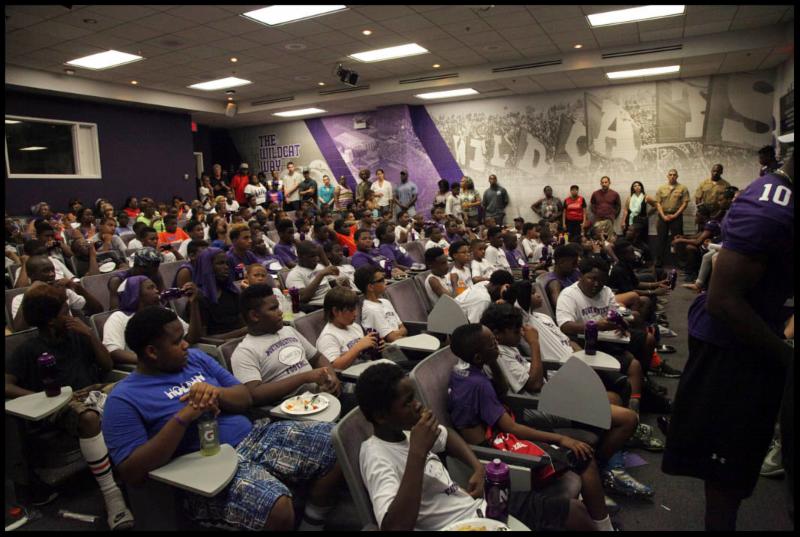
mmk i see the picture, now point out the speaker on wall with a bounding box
[225,102,238,117]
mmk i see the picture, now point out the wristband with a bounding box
[173,414,189,427]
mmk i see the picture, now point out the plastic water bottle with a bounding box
[198,412,220,456]
[384,260,393,280]
[289,287,301,313]
[234,262,245,281]
[669,268,678,290]
[485,458,510,523]
[521,265,530,281]
[584,320,598,356]
[606,309,629,331]
[37,352,61,397]
[281,289,294,321]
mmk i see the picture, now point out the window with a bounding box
[5,116,101,179]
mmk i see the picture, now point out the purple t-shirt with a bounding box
[273,243,297,266]
[226,249,260,278]
[351,250,382,269]
[504,248,527,268]
[688,172,794,348]
[703,219,722,242]
[447,364,506,430]
[378,243,415,267]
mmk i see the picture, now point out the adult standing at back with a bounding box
[356,169,372,208]
[531,185,563,233]
[393,170,417,217]
[230,163,250,206]
[371,168,392,214]
[694,164,730,220]
[481,174,509,226]
[562,185,587,242]
[281,161,303,212]
[298,168,318,206]
[210,163,230,197]
[590,176,621,238]
[653,170,690,268]
[459,177,481,228]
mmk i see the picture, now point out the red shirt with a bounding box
[157,228,190,246]
[230,174,250,205]
[123,207,141,219]
[564,196,586,221]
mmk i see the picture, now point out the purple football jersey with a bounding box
[688,172,794,347]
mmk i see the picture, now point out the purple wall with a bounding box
[5,90,196,216]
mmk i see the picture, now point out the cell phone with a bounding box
[160,244,172,251]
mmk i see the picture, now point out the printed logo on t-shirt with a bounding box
[581,305,609,319]
[278,346,303,366]
[164,373,206,400]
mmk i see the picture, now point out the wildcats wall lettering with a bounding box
[258,134,301,172]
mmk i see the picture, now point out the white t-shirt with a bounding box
[522,310,575,363]
[360,426,484,531]
[470,258,494,280]
[199,185,211,200]
[285,264,331,306]
[12,287,85,319]
[225,200,240,213]
[360,299,402,338]
[497,344,530,394]
[394,225,409,244]
[13,256,74,286]
[128,238,143,251]
[555,282,617,328]
[282,171,303,202]
[316,322,364,366]
[371,180,393,207]
[445,192,462,218]
[454,281,491,323]
[449,265,473,293]
[484,244,510,270]
[231,326,318,397]
[103,310,188,353]
[244,184,267,205]
[424,273,452,306]
[424,238,450,252]
[521,237,543,262]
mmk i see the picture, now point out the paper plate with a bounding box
[280,394,330,416]
[442,518,510,532]
[98,261,116,273]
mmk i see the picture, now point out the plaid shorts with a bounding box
[185,419,336,530]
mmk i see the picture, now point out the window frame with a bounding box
[5,115,102,180]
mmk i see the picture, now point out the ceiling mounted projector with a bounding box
[335,64,359,87]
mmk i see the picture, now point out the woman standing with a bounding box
[122,197,141,219]
[459,177,481,228]
[562,185,587,242]
[334,176,354,213]
[433,179,450,211]
[621,181,654,234]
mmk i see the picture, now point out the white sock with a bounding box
[80,433,129,517]
[298,503,332,531]
[593,514,614,531]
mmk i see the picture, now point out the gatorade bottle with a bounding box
[485,458,510,523]
[584,320,598,355]
[197,412,220,456]
[37,353,61,397]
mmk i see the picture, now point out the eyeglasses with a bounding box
[371,278,386,284]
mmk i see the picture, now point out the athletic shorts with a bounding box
[662,336,786,498]
[185,419,336,530]
[597,328,648,374]
[509,489,570,531]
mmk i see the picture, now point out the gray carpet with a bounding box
[10,285,794,531]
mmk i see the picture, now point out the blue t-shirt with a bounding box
[395,181,418,208]
[688,172,793,348]
[351,250,382,269]
[102,349,252,466]
[447,363,506,430]
[319,184,335,204]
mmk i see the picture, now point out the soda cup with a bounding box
[384,260,393,280]
[606,309,629,331]
[235,262,245,281]
[289,287,301,313]
[198,413,220,456]
[521,265,530,281]
[584,320,598,356]
[485,458,510,523]
[669,268,678,290]
[37,353,61,397]
[342,246,350,258]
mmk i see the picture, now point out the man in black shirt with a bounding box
[5,284,134,529]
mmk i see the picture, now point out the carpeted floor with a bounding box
[9,284,794,531]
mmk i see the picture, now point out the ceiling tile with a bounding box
[685,5,738,25]
[578,5,632,16]
[639,27,684,42]
[781,6,794,21]
[379,13,436,32]
[719,46,774,73]
[409,4,451,13]
[441,19,492,38]
[164,5,232,23]
[734,5,791,19]
[182,44,230,60]
[457,31,508,47]
[528,6,585,22]
[204,15,267,34]
[637,16,685,32]
[318,10,373,30]
[419,6,483,24]
[73,31,136,51]
[6,29,65,52]
[501,25,548,40]
[730,14,787,30]
[210,36,266,52]
[169,26,230,45]
[515,44,562,59]
[353,5,417,21]
[277,19,331,38]
[480,11,538,30]
[240,28,294,46]
[134,13,198,33]
[543,17,591,35]
[84,5,158,22]
[681,53,727,66]
[759,52,791,69]
[5,10,46,30]
[530,72,577,91]
[683,21,732,37]
[5,5,75,20]
[25,20,96,40]
[592,27,641,47]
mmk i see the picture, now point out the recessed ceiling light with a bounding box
[227,97,233,101]
[5,120,21,124]
[230,57,238,63]
[362,29,372,36]
[574,44,583,49]
[273,107,326,118]
[19,147,48,151]
[284,43,307,51]
[188,76,252,91]
[130,80,138,85]
[606,65,680,79]
[242,5,347,26]
[318,82,326,86]
[349,43,428,63]
[66,50,144,70]
[432,64,441,68]
[82,18,97,24]
[415,88,479,100]
[588,5,685,27]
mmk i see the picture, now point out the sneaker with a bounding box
[646,378,668,395]
[605,495,621,515]
[602,468,654,499]
[760,439,784,477]
[658,325,677,338]
[657,416,670,437]
[108,508,135,531]
[626,424,665,452]
[650,361,682,378]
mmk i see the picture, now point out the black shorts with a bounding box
[661,336,787,497]
[509,489,570,531]
[597,328,649,374]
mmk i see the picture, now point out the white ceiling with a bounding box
[5,5,795,127]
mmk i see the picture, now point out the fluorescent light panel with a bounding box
[607,65,680,79]
[66,50,143,70]
[350,43,429,63]
[189,77,252,91]
[415,88,479,100]
[273,108,326,118]
[5,119,21,124]
[588,5,685,27]
[19,147,48,151]
[242,5,347,26]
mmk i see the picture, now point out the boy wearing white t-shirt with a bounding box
[484,227,510,271]
[521,222,544,263]
[454,270,514,324]
[469,240,493,282]
[285,241,339,307]
[231,284,341,406]
[355,265,407,342]
[448,240,473,296]
[316,287,379,372]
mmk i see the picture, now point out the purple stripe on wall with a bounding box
[304,118,357,192]
[408,105,463,182]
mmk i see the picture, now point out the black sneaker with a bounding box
[657,416,670,437]
[646,377,668,395]
[641,391,673,414]
[651,361,682,378]
[602,468,655,499]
